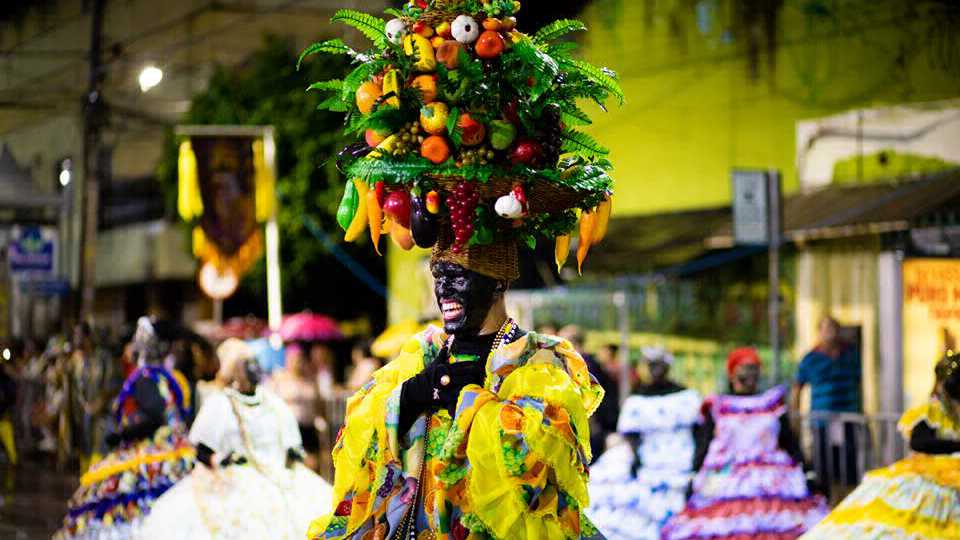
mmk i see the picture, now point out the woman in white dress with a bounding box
[139,338,332,540]
[588,347,702,540]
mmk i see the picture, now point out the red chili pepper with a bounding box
[375,181,385,207]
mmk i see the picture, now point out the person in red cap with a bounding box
[661,347,827,540]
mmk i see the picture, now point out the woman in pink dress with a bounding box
[662,348,827,540]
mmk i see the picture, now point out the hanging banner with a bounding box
[902,258,960,407]
[178,134,278,289]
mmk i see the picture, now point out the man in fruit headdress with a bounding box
[311,233,605,539]
[303,0,622,537]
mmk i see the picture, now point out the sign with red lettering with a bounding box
[903,258,960,406]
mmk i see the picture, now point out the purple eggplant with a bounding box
[336,142,372,174]
[410,193,438,248]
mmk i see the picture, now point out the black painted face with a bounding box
[732,363,760,395]
[236,357,263,392]
[647,360,670,384]
[432,261,502,336]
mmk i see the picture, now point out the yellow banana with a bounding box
[367,134,399,159]
[382,69,401,108]
[344,179,369,242]
[555,234,570,272]
[593,196,612,243]
[403,34,437,72]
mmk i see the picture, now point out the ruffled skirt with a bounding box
[54,431,194,540]
[800,454,960,540]
[661,462,828,540]
[588,443,692,540]
[137,463,333,540]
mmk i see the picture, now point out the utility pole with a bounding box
[767,171,783,383]
[78,0,107,322]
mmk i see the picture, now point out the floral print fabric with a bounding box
[308,327,605,540]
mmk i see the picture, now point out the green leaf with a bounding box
[533,19,587,44]
[446,106,462,148]
[558,58,625,105]
[317,95,348,112]
[297,39,358,69]
[559,129,610,158]
[306,79,343,93]
[384,7,403,17]
[331,9,387,47]
[342,62,381,103]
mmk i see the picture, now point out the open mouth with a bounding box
[440,299,465,322]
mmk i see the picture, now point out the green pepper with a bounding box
[336,179,359,232]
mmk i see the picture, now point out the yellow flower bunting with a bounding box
[177,141,203,221]
[252,138,277,222]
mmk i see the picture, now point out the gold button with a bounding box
[440,374,451,386]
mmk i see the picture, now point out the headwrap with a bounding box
[642,345,674,365]
[727,347,762,378]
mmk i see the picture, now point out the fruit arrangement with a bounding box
[301,0,622,273]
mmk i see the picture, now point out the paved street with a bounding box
[0,462,75,539]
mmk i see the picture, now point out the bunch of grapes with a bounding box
[460,146,495,166]
[539,104,563,168]
[391,121,424,158]
[447,181,479,253]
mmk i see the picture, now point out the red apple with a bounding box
[457,113,486,146]
[365,129,387,147]
[382,190,412,228]
[509,138,543,166]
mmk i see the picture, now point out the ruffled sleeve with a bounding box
[898,398,960,441]
[308,328,442,539]
[436,334,605,539]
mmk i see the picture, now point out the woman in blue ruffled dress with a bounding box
[589,347,702,540]
[55,318,194,540]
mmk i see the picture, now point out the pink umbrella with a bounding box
[277,312,342,342]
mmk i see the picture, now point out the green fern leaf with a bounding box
[331,9,387,46]
[533,19,587,44]
[559,129,609,158]
[317,95,348,112]
[342,62,380,103]
[306,79,343,93]
[558,58,625,105]
[297,39,358,69]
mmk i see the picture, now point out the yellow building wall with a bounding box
[576,0,960,215]
[388,1,960,321]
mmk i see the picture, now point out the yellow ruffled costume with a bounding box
[308,326,605,540]
[800,398,960,540]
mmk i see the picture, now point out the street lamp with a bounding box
[138,65,163,92]
[58,157,72,187]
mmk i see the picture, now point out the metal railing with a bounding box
[795,411,905,504]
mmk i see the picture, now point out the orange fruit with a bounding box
[355,81,382,114]
[474,30,505,59]
[411,74,438,104]
[420,135,450,164]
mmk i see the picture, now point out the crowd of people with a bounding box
[0,319,382,477]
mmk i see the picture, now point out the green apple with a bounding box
[489,119,517,150]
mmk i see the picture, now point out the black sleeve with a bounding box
[910,421,960,455]
[399,368,435,438]
[113,377,166,445]
[196,442,216,467]
[778,415,809,469]
[692,409,714,472]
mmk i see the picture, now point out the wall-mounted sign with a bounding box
[902,258,960,407]
[732,170,782,246]
[8,226,55,274]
